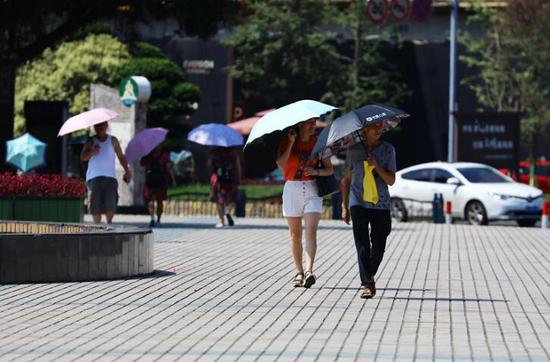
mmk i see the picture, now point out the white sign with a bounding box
[183,60,215,74]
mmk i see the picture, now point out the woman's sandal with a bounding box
[303,271,316,289]
[361,282,376,299]
[293,272,304,288]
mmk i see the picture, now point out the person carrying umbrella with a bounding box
[208,147,242,227]
[125,127,173,227]
[80,121,131,224]
[188,123,245,228]
[312,104,409,299]
[342,121,395,298]
[276,118,334,289]
[140,145,175,227]
[246,100,338,289]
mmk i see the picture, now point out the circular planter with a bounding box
[0,221,153,283]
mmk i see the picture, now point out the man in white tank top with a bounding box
[80,122,131,224]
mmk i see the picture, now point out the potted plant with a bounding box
[0,172,87,223]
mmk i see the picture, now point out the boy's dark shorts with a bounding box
[87,176,118,214]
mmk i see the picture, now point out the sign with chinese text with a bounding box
[456,112,521,170]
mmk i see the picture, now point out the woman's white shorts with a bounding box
[282,180,323,217]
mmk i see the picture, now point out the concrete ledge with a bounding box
[0,221,153,283]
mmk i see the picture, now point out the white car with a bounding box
[389,162,544,226]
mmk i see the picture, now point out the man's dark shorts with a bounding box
[87,176,118,214]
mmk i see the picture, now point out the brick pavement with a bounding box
[0,216,549,361]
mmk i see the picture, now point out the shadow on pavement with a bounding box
[323,287,435,292]
[116,269,176,281]
[47,269,177,284]
[389,296,509,302]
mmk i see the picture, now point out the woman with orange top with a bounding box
[276,118,333,288]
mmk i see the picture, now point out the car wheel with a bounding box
[516,219,537,227]
[465,201,488,225]
[391,198,408,222]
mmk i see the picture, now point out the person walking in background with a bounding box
[276,118,333,289]
[141,145,176,227]
[208,147,242,228]
[80,121,131,224]
[341,122,396,299]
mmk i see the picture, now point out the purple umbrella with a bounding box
[125,127,169,164]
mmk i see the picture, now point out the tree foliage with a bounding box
[0,1,116,64]
[131,0,240,40]
[108,42,200,128]
[222,0,342,109]
[1,0,238,169]
[222,0,409,113]
[0,0,240,65]
[322,1,410,111]
[15,34,130,133]
[16,34,201,136]
[459,0,550,156]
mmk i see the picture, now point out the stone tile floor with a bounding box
[0,215,549,361]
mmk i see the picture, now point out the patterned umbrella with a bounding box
[311,104,410,159]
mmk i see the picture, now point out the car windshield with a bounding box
[456,167,511,183]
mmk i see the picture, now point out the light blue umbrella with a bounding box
[187,123,244,147]
[5,133,47,172]
[170,150,193,164]
[245,99,337,148]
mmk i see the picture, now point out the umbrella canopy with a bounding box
[245,100,337,147]
[5,133,46,172]
[57,108,118,136]
[229,109,327,136]
[187,123,244,147]
[228,109,275,135]
[125,127,169,164]
[170,150,193,164]
[311,104,410,158]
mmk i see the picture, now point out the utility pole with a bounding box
[448,0,458,162]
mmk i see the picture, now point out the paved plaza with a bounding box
[1,215,549,361]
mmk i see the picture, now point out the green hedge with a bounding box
[168,183,283,200]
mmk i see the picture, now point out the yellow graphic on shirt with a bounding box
[363,161,378,203]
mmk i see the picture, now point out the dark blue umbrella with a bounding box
[311,104,409,158]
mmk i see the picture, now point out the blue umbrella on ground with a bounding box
[5,133,47,172]
[311,104,410,159]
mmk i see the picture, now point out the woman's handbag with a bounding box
[315,158,339,198]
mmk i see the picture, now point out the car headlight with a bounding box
[490,193,511,200]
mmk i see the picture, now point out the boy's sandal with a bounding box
[293,272,304,288]
[361,283,376,299]
[303,271,316,289]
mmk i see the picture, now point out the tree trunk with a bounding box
[0,63,15,171]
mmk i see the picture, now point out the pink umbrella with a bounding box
[125,127,169,163]
[228,109,275,135]
[57,108,118,136]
